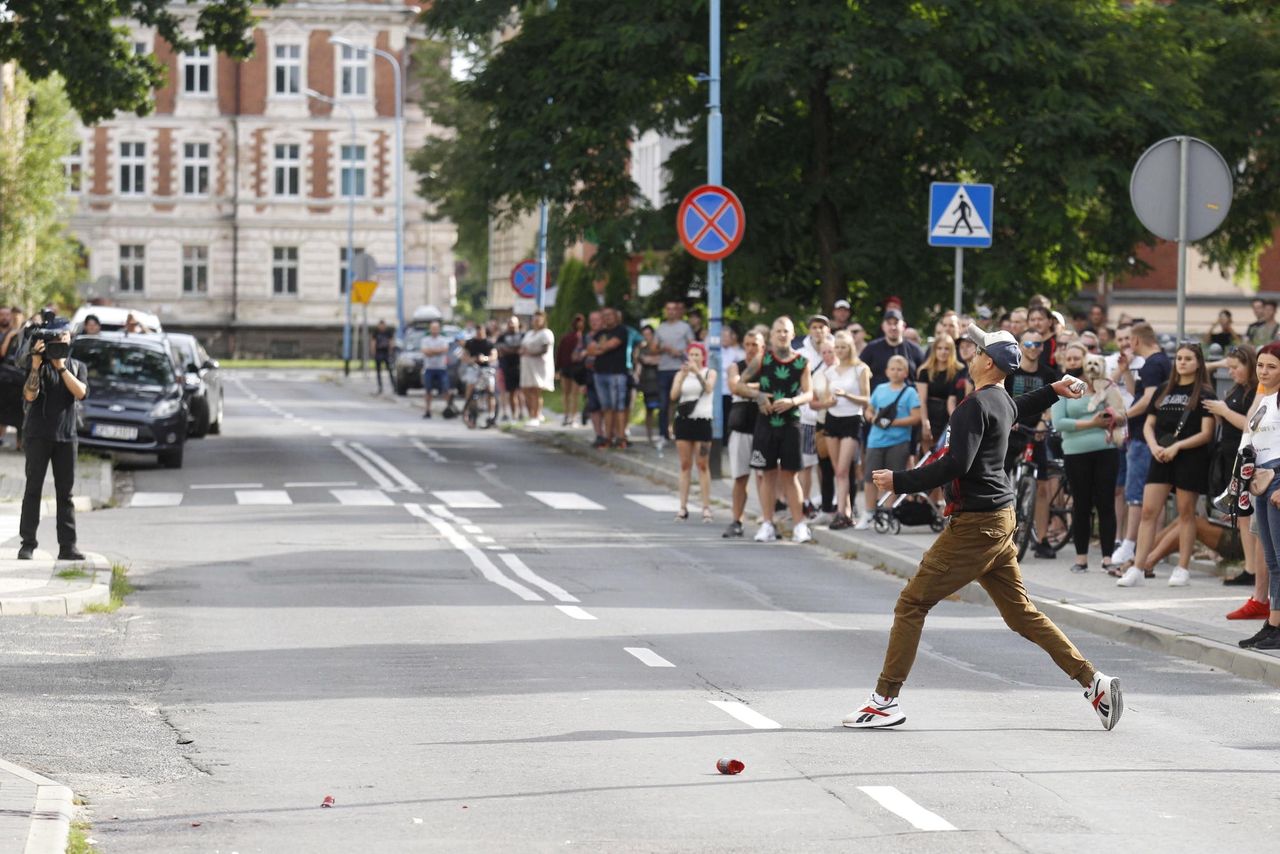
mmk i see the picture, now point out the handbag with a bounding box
[874,386,908,430]
[727,400,755,434]
[1156,403,1193,448]
[676,370,706,420]
[1250,467,1275,497]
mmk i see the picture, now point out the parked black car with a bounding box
[167,332,223,437]
[71,332,188,468]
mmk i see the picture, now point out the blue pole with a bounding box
[537,0,556,314]
[344,108,355,375]
[707,0,724,445]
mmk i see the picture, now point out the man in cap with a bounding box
[844,327,1123,732]
[830,299,853,332]
[860,307,925,391]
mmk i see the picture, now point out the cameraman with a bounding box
[18,328,87,561]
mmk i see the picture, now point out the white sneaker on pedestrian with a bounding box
[1116,566,1145,587]
[1084,671,1123,731]
[1111,540,1136,565]
[792,521,813,544]
[754,521,777,543]
[853,512,873,531]
[842,693,906,729]
[1168,567,1191,587]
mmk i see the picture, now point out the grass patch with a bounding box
[538,388,651,426]
[222,358,345,369]
[67,820,97,853]
[56,568,89,580]
[84,563,133,614]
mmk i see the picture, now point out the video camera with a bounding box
[29,310,70,360]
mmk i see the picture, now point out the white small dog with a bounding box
[1083,354,1128,446]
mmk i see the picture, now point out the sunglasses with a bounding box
[1021,341,1043,349]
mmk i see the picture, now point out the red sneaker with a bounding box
[1227,597,1271,620]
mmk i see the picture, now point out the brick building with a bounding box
[67,0,456,357]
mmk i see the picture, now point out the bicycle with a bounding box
[462,365,497,430]
[1011,424,1074,561]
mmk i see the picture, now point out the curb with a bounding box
[0,553,112,617]
[0,757,73,854]
[511,426,1280,690]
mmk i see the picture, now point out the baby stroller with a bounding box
[872,427,949,535]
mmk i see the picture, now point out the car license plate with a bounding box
[91,423,138,441]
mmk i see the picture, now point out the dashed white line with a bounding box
[333,440,399,491]
[555,605,597,621]
[857,786,956,832]
[285,481,358,488]
[498,554,579,603]
[412,439,448,463]
[624,647,675,668]
[475,536,495,544]
[129,492,184,507]
[462,525,483,534]
[433,490,501,509]
[625,494,684,512]
[235,490,292,505]
[707,701,781,730]
[528,491,605,511]
[331,489,395,506]
[404,504,543,602]
[191,483,263,490]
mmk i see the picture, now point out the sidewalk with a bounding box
[0,447,112,512]
[510,419,1280,689]
[0,758,73,854]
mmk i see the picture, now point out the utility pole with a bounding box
[706,0,725,478]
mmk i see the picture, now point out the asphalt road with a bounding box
[2,370,1276,853]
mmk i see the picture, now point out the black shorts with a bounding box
[1146,445,1210,494]
[825,414,863,440]
[674,416,712,442]
[501,362,521,393]
[750,420,802,472]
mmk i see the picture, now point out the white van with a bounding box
[71,305,163,334]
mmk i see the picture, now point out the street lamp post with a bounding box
[305,88,357,376]
[329,37,405,337]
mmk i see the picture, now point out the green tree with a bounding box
[548,258,596,337]
[0,0,281,123]
[423,1,1280,327]
[0,74,83,310]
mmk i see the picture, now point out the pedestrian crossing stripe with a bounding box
[432,490,501,509]
[625,494,684,512]
[527,491,605,511]
[130,492,184,507]
[929,186,990,240]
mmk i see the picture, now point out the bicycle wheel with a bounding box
[1013,474,1037,561]
[462,395,478,429]
[873,511,890,534]
[1046,478,1074,553]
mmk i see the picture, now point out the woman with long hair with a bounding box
[556,313,586,426]
[916,332,961,454]
[817,330,870,529]
[1203,345,1265,618]
[1117,342,1217,587]
[1051,342,1120,572]
[671,342,716,523]
[1238,342,1280,649]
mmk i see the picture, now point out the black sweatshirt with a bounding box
[892,383,1059,512]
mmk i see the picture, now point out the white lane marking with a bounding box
[331,489,395,506]
[463,525,483,534]
[432,490,501,509]
[707,701,782,730]
[191,483,263,490]
[350,442,424,493]
[129,492,184,507]
[235,490,292,505]
[857,786,957,832]
[624,647,675,668]
[333,440,399,491]
[404,504,542,601]
[487,546,507,552]
[427,504,458,520]
[285,481,358,488]
[498,554,579,603]
[411,439,448,463]
[475,536,495,544]
[625,494,683,512]
[528,491,605,511]
[555,605,597,621]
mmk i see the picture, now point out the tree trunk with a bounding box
[808,73,841,312]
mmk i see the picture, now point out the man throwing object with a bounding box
[845,327,1123,731]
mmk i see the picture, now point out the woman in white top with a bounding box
[812,330,870,529]
[670,342,717,522]
[1238,343,1280,649]
[519,310,556,425]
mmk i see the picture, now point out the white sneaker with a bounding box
[853,513,873,531]
[1168,567,1191,587]
[754,521,777,543]
[1085,671,1123,731]
[842,693,906,729]
[1111,540,1136,565]
[1116,566,1145,588]
[792,521,813,544]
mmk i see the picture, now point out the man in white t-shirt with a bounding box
[795,314,831,517]
[420,320,452,418]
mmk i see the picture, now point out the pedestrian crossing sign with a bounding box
[928,182,994,248]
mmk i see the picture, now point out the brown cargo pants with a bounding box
[876,506,1095,698]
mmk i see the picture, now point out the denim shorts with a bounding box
[594,372,629,411]
[1124,440,1152,505]
[422,368,449,394]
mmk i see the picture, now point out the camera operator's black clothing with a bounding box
[20,360,87,551]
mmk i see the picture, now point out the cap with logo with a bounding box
[883,308,904,321]
[963,326,1021,374]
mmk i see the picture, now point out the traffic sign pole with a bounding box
[707,0,724,479]
[1177,135,1189,340]
[953,247,963,315]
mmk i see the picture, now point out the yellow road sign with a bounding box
[351,280,378,304]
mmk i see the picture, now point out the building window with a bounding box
[338,246,366,294]
[272,247,298,295]
[119,245,145,293]
[63,142,82,194]
[273,143,300,197]
[182,142,210,196]
[273,43,301,95]
[133,40,150,57]
[182,46,212,95]
[339,45,368,96]
[119,141,146,195]
[182,246,209,294]
[340,144,366,198]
